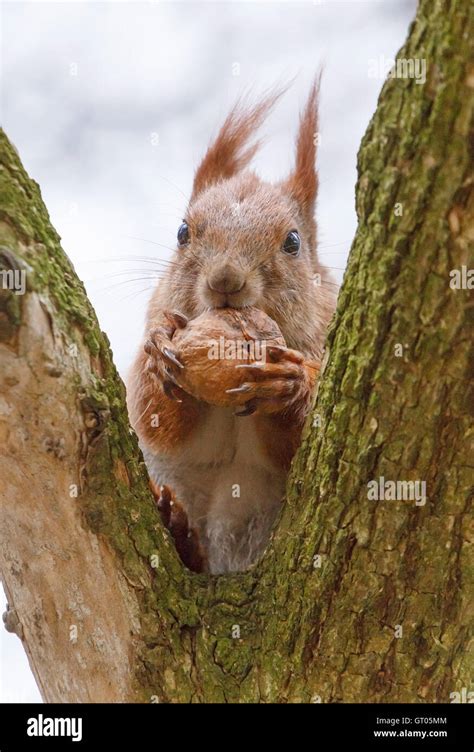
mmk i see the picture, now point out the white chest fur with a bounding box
[144,407,286,573]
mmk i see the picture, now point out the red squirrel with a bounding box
[127,81,337,574]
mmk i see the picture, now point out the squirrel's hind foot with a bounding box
[151,482,208,574]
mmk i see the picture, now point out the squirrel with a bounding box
[127,81,337,574]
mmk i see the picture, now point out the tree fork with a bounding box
[0,0,472,703]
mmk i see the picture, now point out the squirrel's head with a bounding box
[162,80,335,349]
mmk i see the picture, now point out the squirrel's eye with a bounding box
[282,230,300,256]
[177,222,190,246]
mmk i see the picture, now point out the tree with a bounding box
[0,0,472,703]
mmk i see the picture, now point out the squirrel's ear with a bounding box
[190,89,284,201]
[283,77,320,223]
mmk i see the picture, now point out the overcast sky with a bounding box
[1,0,417,702]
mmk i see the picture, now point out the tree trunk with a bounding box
[0,0,472,703]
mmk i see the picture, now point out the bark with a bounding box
[0,0,472,703]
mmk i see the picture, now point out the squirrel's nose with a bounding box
[208,263,246,295]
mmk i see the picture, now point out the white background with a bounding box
[1,0,416,702]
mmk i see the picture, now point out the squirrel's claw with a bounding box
[226,383,252,394]
[163,310,188,330]
[162,347,184,369]
[266,345,304,364]
[234,401,257,417]
[163,381,183,402]
[144,315,190,400]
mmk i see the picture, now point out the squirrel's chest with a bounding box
[184,406,263,466]
[148,406,281,486]
[178,406,283,497]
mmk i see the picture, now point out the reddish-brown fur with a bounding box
[127,79,337,573]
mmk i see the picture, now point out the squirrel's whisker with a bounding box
[122,236,179,254]
[155,173,189,202]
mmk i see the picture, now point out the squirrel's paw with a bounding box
[226,345,319,417]
[153,483,208,573]
[144,311,188,401]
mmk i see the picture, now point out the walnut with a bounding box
[172,307,285,406]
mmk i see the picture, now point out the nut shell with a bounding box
[172,307,286,406]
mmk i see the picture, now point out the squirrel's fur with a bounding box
[127,81,337,573]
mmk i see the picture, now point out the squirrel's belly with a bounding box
[144,406,286,573]
[205,461,284,573]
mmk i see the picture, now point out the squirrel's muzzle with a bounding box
[207,262,246,295]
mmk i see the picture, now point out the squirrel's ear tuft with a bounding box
[190,88,285,201]
[283,76,321,222]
